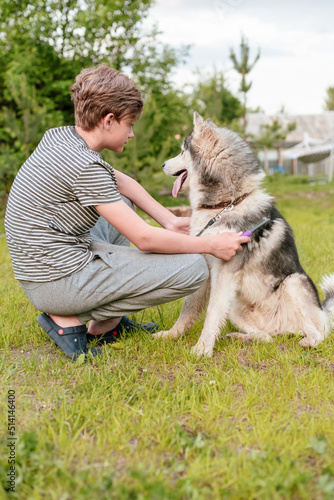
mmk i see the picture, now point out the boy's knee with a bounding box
[191,255,209,285]
[175,254,209,294]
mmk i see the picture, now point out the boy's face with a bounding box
[106,115,135,153]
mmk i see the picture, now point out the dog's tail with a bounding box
[320,274,334,329]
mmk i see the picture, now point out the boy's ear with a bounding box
[103,113,115,129]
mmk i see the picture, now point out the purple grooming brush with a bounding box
[241,218,271,237]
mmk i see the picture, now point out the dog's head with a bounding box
[164,112,264,206]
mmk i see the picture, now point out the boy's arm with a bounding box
[114,168,189,234]
[95,200,250,261]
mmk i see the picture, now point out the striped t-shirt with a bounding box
[5,126,122,282]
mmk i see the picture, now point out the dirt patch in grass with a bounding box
[7,346,59,361]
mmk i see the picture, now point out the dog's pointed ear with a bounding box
[193,112,204,128]
[206,118,217,128]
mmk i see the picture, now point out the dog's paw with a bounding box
[191,341,214,358]
[226,332,273,344]
[298,336,321,348]
[152,330,180,339]
[226,332,253,344]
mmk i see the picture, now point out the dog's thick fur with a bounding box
[153,112,334,357]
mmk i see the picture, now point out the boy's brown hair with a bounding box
[70,64,144,130]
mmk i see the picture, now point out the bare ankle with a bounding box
[88,317,122,335]
[49,314,84,328]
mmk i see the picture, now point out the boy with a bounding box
[5,64,249,360]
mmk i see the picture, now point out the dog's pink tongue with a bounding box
[172,171,187,198]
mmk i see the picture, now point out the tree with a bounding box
[255,118,296,172]
[191,70,243,130]
[325,86,334,110]
[0,0,190,196]
[2,75,52,159]
[0,0,153,67]
[229,34,260,138]
[0,0,155,124]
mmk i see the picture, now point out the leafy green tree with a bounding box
[0,0,155,124]
[2,76,51,160]
[0,0,152,67]
[229,35,260,138]
[0,73,58,199]
[191,70,243,131]
[130,26,189,96]
[0,0,191,197]
[325,86,334,110]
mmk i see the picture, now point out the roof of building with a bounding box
[246,111,334,147]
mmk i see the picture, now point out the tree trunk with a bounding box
[278,146,283,166]
[264,147,269,173]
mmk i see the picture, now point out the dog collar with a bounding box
[201,192,250,210]
[197,192,251,237]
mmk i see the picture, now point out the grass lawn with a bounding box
[1,175,334,499]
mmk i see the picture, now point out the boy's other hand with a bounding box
[165,216,191,235]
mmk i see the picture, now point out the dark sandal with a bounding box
[87,316,159,345]
[37,313,101,360]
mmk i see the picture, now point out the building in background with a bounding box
[247,111,334,176]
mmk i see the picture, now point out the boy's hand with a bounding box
[165,217,191,235]
[208,232,250,261]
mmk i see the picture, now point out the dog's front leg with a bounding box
[191,270,236,358]
[152,278,210,340]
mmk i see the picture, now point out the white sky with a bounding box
[144,0,334,115]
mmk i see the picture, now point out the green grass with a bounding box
[1,176,334,499]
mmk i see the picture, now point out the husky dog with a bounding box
[153,112,334,357]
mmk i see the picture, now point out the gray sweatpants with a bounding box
[20,200,209,324]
